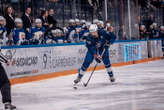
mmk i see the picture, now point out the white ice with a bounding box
[0,60,164,110]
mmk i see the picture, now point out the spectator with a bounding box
[12,18,28,45]
[21,7,32,33]
[39,10,49,29]
[4,6,15,35]
[145,15,154,32]
[47,9,57,28]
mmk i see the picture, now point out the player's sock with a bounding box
[4,102,16,110]
[74,69,85,84]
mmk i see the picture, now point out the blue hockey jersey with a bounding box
[28,27,45,44]
[85,30,116,55]
[12,28,27,45]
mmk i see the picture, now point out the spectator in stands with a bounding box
[145,15,154,32]
[21,7,32,34]
[12,18,28,45]
[4,6,15,35]
[47,9,57,28]
[139,25,148,40]
[39,10,49,29]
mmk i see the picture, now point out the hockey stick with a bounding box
[83,48,106,87]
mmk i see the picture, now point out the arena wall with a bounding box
[1,40,163,85]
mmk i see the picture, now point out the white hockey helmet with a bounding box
[56,29,61,34]
[51,29,58,34]
[81,20,86,24]
[89,24,98,32]
[152,22,157,26]
[86,22,91,27]
[99,20,104,26]
[93,19,99,24]
[15,18,22,23]
[35,19,42,23]
[160,26,164,30]
[0,16,5,21]
[75,19,80,23]
[69,19,75,23]
[140,25,145,28]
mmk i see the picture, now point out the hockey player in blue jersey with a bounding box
[66,19,81,43]
[46,29,64,44]
[74,24,116,84]
[12,18,28,45]
[79,22,91,41]
[98,21,105,30]
[28,19,45,45]
[80,20,86,29]
[65,19,75,43]
[0,16,8,46]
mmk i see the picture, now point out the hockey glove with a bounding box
[94,54,102,63]
[105,42,111,48]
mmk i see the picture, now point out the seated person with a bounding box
[0,16,8,46]
[139,25,148,40]
[46,29,64,44]
[12,18,28,45]
[28,19,45,45]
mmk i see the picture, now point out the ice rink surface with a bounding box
[0,60,164,110]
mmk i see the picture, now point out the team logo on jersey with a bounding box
[34,31,43,40]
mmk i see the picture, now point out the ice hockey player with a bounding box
[98,21,105,30]
[65,19,75,43]
[93,19,100,27]
[0,16,8,46]
[74,24,116,84]
[80,20,86,28]
[12,18,28,45]
[66,19,80,43]
[28,19,45,45]
[46,29,64,44]
[79,21,91,40]
[74,19,81,42]
[0,49,16,110]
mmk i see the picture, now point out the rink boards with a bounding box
[1,39,163,84]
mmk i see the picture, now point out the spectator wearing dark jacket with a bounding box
[4,6,15,35]
[47,9,57,28]
[39,10,49,29]
[21,7,32,32]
